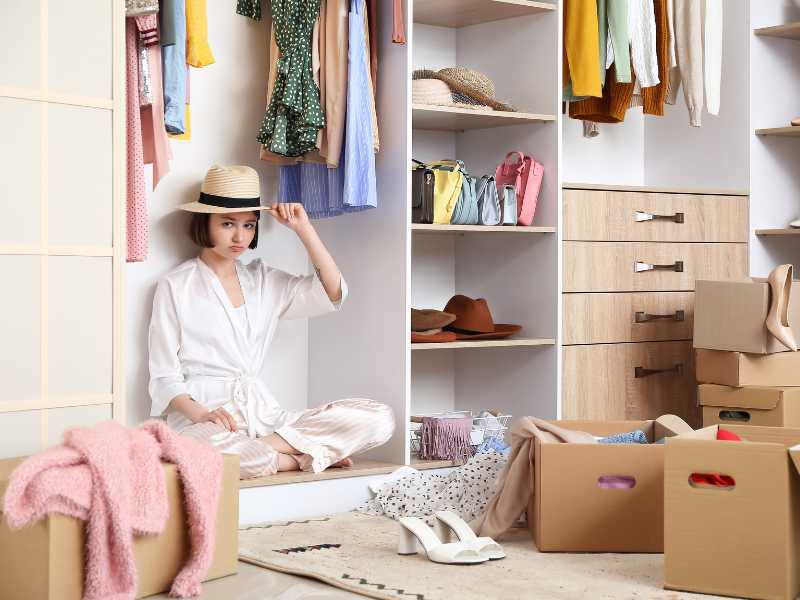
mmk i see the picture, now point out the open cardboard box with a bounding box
[0,454,239,600]
[527,416,691,553]
[696,348,800,387]
[700,384,800,427]
[694,279,800,354]
[664,425,800,600]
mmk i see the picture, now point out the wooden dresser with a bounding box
[561,183,749,426]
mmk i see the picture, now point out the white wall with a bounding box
[749,0,800,277]
[126,4,310,424]
[562,112,645,185]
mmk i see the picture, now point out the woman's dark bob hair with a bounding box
[189,211,260,249]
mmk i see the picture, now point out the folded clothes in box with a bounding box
[528,415,691,553]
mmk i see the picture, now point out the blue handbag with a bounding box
[450,172,479,225]
[476,176,501,226]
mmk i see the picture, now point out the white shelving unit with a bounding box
[408,0,559,467]
[309,0,559,471]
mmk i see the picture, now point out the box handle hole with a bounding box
[597,475,636,489]
[689,473,736,490]
[718,410,750,422]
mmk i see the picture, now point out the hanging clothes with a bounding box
[666,0,722,126]
[703,0,723,116]
[569,64,635,123]
[604,0,630,83]
[628,0,659,88]
[159,0,177,46]
[253,0,325,157]
[343,0,377,210]
[126,19,148,263]
[563,0,602,98]
[186,0,215,67]
[256,0,350,168]
[141,27,172,189]
[641,0,669,116]
[367,0,378,95]
[162,0,187,134]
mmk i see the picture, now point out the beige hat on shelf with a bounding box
[178,165,270,213]
[412,67,516,112]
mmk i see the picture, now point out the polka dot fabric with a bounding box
[241,0,325,157]
[236,0,261,20]
[126,19,148,262]
[358,451,508,526]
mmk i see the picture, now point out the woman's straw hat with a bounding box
[178,165,270,213]
[412,68,515,112]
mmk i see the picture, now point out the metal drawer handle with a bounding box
[634,364,685,378]
[634,210,685,224]
[634,310,685,323]
[634,260,684,273]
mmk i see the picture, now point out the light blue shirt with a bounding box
[161,0,186,134]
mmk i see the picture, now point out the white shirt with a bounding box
[148,257,348,437]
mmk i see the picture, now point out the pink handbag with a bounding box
[494,151,544,226]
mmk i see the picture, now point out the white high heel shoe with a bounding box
[397,516,487,565]
[433,510,506,561]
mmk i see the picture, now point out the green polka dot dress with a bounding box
[237,0,326,157]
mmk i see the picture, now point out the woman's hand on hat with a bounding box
[266,202,311,233]
[197,406,237,432]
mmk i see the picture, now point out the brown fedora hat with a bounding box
[443,295,521,340]
[411,330,457,343]
[411,308,457,332]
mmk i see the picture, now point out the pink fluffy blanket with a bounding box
[2,420,222,600]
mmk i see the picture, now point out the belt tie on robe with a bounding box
[230,373,259,438]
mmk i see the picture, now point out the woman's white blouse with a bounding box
[148,257,347,436]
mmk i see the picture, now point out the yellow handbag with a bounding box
[427,160,464,225]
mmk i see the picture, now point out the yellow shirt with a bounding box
[186,0,215,68]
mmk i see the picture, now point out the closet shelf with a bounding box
[412,223,556,234]
[754,22,800,40]
[239,459,400,488]
[755,228,800,236]
[412,104,555,131]
[755,127,800,137]
[411,458,459,470]
[413,0,556,29]
[411,338,555,350]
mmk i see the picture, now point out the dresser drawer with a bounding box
[563,292,694,344]
[562,341,698,426]
[563,190,748,242]
[563,242,748,293]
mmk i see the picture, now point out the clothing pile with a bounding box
[126,0,215,263]
[563,0,722,133]
[358,450,509,527]
[239,0,404,219]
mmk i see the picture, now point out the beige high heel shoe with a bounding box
[766,264,798,351]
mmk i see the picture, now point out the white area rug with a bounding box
[238,512,727,600]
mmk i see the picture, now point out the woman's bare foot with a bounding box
[331,457,353,468]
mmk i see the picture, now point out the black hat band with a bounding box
[198,192,261,209]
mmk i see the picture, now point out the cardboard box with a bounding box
[527,416,690,553]
[664,425,800,600]
[694,279,800,354]
[696,348,800,387]
[700,384,800,427]
[0,454,239,600]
